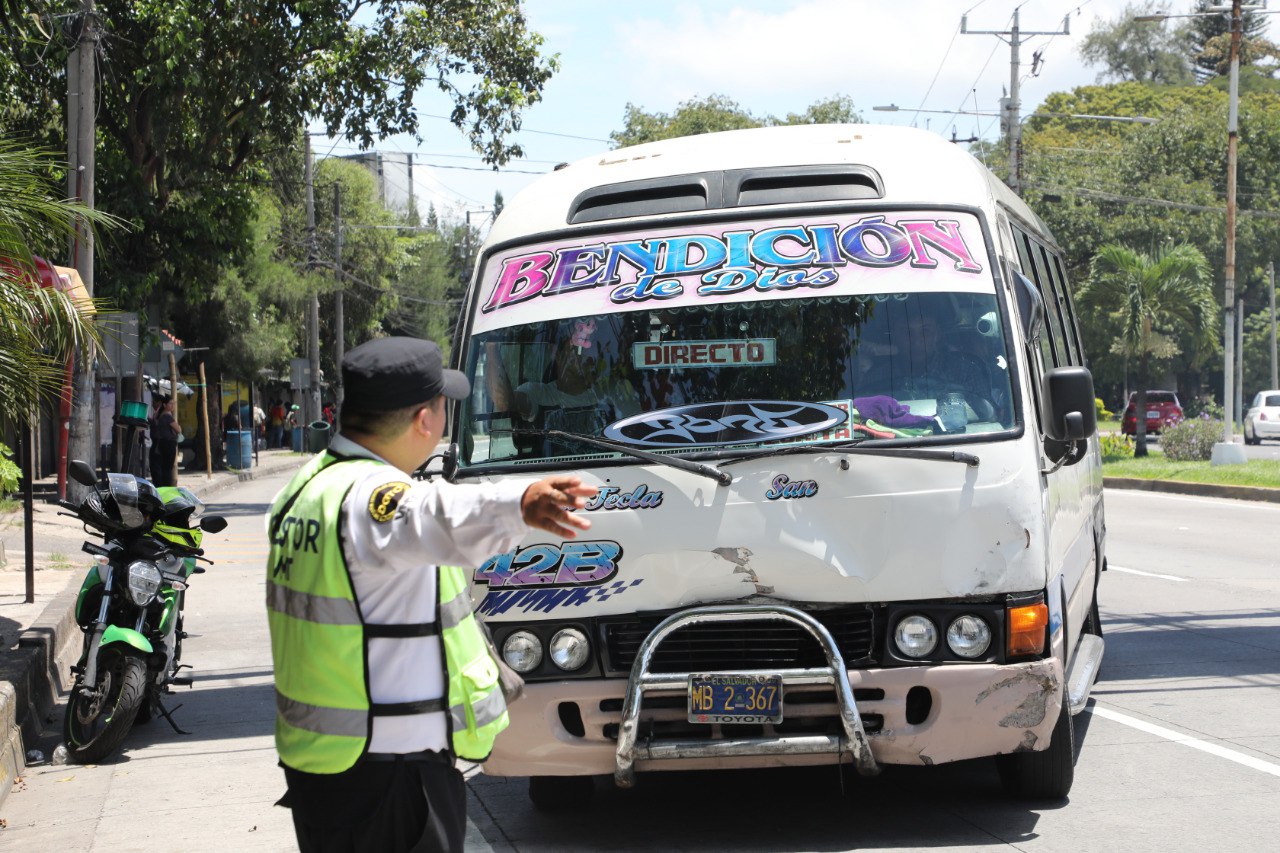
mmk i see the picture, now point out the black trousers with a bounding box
[280,756,466,853]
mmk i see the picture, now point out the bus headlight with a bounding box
[946,615,992,659]
[126,560,162,606]
[548,628,590,671]
[501,631,543,673]
[893,615,938,658]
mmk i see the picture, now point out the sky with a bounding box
[312,0,1275,227]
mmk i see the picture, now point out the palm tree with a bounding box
[0,137,107,429]
[1078,243,1217,458]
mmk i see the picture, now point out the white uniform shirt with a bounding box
[303,434,530,754]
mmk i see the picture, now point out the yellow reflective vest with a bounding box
[267,452,508,773]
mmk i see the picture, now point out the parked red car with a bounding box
[1121,390,1183,435]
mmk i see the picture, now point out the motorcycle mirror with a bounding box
[69,460,97,487]
[200,516,228,534]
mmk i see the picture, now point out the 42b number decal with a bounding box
[474,541,623,589]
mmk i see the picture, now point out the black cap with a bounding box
[341,337,470,411]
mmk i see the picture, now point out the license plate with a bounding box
[688,674,783,724]
[1146,410,1160,419]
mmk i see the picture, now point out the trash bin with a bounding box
[307,420,331,453]
[225,430,253,470]
[291,427,304,453]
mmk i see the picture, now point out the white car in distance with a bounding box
[1244,390,1280,445]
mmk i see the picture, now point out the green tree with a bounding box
[1078,243,1216,456]
[1184,0,1272,79]
[610,93,862,148]
[0,138,106,427]
[1078,3,1194,85]
[0,1,557,317]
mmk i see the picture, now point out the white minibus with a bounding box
[445,124,1105,806]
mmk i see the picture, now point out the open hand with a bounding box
[520,475,598,538]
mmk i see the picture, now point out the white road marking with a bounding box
[1108,565,1189,582]
[1091,706,1280,778]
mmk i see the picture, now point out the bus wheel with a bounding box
[995,700,1075,800]
[529,775,595,812]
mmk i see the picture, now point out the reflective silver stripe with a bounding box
[267,581,361,626]
[450,688,507,731]
[439,589,473,631]
[276,690,367,738]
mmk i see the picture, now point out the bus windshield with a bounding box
[460,289,1016,467]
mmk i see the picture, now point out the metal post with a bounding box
[1270,260,1277,391]
[1236,298,1245,426]
[198,361,211,478]
[334,183,344,412]
[22,420,35,604]
[305,131,321,427]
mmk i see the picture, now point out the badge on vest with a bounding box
[368,481,411,523]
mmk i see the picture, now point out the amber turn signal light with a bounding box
[1007,602,1048,657]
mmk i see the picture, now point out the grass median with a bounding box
[1103,456,1280,489]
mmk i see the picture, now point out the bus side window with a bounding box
[1012,226,1058,370]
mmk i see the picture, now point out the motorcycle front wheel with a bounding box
[63,645,148,763]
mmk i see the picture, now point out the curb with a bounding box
[1103,476,1280,503]
[1,581,81,808]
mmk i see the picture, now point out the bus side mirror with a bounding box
[1043,367,1097,442]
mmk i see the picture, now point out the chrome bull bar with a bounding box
[613,604,880,787]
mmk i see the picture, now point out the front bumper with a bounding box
[485,634,1064,779]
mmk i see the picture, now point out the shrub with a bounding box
[1095,397,1113,421]
[0,442,20,494]
[1183,398,1223,421]
[1161,418,1223,461]
[1098,433,1133,460]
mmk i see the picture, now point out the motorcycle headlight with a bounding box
[126,560,163,606]
[549,628,590,671]
[501,631,543,674]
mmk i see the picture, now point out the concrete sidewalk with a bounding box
[0,450,310,807]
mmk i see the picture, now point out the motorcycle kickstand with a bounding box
[152,694,191,735]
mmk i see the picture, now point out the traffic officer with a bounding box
[267,336,597,852]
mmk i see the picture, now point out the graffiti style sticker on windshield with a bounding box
[474,541,622,588]
[633,339,776,369]
[603,401,849,448]
[477,579,645,616]
[583,484,663,511]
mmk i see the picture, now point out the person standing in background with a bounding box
[269,399,286,448]
[149,395,181,486]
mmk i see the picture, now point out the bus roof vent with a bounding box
[728,166,884,207]
[568,173,717,224]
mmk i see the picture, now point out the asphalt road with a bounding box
[2,473,1278,852]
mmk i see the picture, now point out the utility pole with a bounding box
[406,152,416,221]
[1221,0,1244,459]
[962,8,1069,194]
[334,183,345,412]
[66,0,99,498]
[304,131,321,428]
[1270,260,1277,390]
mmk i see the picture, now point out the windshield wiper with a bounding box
[720,440,980,468]
[509,428,733,486]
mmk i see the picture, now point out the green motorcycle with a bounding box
[61,461,227,763]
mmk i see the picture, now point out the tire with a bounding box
[995,699,1075,800]
[528,775,595,812]
[64,647,148,764]
[1244,423,1258,445]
